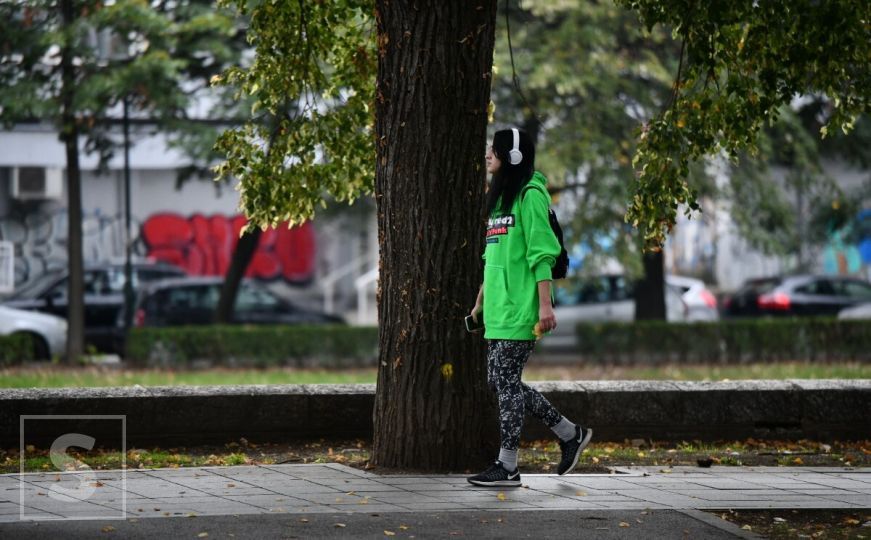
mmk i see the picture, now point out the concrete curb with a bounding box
[2,380,869,447]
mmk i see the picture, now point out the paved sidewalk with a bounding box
[1,464,868,523]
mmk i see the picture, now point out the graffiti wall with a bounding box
[140,213,315,282]
[822,209,871,279]
[0,208,316,290]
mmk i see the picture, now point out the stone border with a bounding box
[1,380,868,447]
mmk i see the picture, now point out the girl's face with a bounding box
[485,144,501,175]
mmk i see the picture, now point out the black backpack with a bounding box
[522,185,570,280]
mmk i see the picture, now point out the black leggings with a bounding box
[487,339,563,451]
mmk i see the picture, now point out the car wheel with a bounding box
[17,332,51,361]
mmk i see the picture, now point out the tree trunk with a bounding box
[634,249,666,320]
[61,0,84,362]
[216,227,262,323]
[372,0,499,471]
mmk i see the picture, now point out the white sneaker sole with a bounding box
[559,428,593,476]
[467,478,522,487]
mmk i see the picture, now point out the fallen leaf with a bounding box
[773,517,786,523]
[400,525,409,530]
[497,492,506,501]
[385,531,396,537]
[619,522,630,528]
[197,533,209,538]
[742,525,752,531]
[792,457,804,465]
[575,491,587,496]
[101,525,115,532]
[227,483,235,488]
[299,518,309,523]
[592,457,600,464]
[335,523,346,528]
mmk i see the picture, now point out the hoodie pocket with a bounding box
[484,264,516,327]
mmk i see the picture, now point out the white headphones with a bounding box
[508,128,523,165]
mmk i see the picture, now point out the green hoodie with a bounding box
[482,171,561,340]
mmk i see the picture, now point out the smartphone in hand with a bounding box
[464,313,484,333]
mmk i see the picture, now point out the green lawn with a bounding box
[1,362,869,388]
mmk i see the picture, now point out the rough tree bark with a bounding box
[634,249,666,320]
[61,0,84,362]
[371,0,499,471]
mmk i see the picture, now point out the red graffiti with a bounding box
[140,213,315,283]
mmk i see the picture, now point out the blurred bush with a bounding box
[126,325,378,368]
[574,318,871,364]
[0,334,34,366]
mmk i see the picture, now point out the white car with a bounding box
[665,275,720,322]
[0,305,67,360]
[838,302,871,320]
[546,274,688,349]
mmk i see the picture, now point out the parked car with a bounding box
[720,276,782,318]
[126,276,345,329]
[1,261,186,353]
[665,275,720,322]
[723,275,871,318]
[546,274,687,349]
[0,305,67,360]
[838,302,871,320]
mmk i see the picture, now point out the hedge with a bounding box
[574,318,871,364]
[0,333,34,366]
[126,325,379,368]
[124,318,871,368]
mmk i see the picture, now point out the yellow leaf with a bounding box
[575,491,587,496]
[592,456,600,464]
[399,525,409,530]
[792,457,803,465]
[619,522,630,528]
[101,526,115,532]
[742,525,752,531]
[497,492,507,501]
[198,533,209,538]
[385,531,396,537]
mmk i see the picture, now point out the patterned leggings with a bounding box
[487,339,563,451]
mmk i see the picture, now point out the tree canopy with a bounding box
[617,0,871,248]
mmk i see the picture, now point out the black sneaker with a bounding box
[467,460,521,487]
[557,425,593,475]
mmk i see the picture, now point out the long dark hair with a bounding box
[486,128,536,216]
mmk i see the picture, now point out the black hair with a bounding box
[486,128,535,216]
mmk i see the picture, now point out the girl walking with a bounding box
[467,128,592,487]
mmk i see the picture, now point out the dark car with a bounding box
[1,261,186,352]
[127,276,344,329]
[723,274,871,318]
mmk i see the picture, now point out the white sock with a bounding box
[498,448,518,471]
[552,416,578,442]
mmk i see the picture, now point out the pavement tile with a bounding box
[815,493,871,505]
[4,464,869,518]
[322,503,408,514]
[374,476,447,485]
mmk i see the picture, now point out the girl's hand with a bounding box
[470,302,482,322]
[538,305,557,333]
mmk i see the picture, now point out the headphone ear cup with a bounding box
[509,149,523,165]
